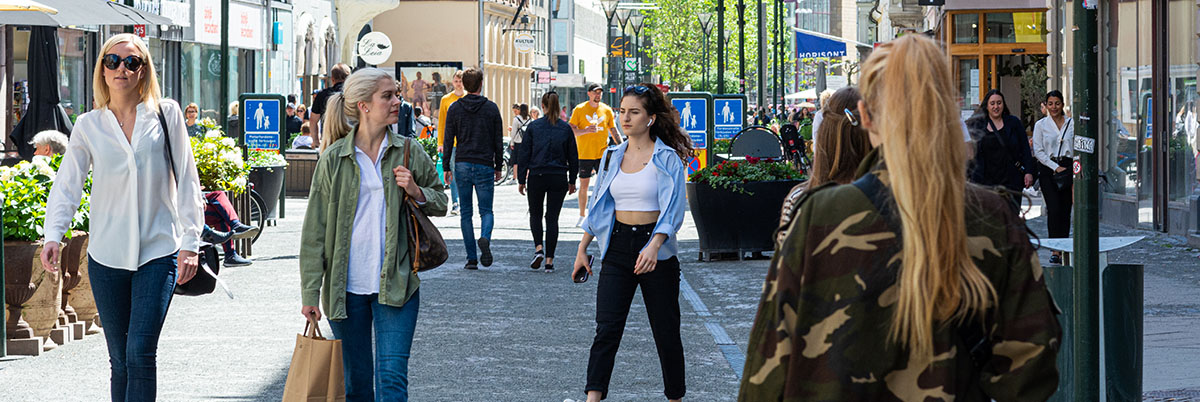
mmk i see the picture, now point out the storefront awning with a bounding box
[794,30,847,59]
[0,0,174,27]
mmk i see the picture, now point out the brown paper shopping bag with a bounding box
[282,315,346,402]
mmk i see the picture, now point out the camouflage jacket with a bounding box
[739,149,1062,402]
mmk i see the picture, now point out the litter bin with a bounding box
[1045,263,1143,402]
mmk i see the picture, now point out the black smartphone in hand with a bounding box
[574,255,594,283]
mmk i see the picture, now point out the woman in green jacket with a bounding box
[299,68,448,401]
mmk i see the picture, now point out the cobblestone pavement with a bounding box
[1,187,1197,401]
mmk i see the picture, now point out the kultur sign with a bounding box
[357,32,393,66]
[514,32,536,54]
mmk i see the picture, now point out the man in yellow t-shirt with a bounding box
[437,70,466,215]
[569,83,623,227]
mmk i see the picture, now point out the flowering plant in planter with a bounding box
[191,124,250,195]
[249,150,288,168]
[1,155,90,241]
[688,157,804,194]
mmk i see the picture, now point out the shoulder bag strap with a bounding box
[399,137,419,269]
[1055,118,1072,157]
[158,110,178,188]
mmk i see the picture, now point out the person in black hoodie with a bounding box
[517,91,579,273]
[442,67,504,270]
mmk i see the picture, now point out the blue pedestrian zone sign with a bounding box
[244,99,281,150]
[714,99,743,140]
[672,98,707,149]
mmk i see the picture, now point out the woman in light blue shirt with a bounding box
[572,83,693,402]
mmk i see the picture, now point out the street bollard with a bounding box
[1103,264,1143,402]
[1045,265,1074,402]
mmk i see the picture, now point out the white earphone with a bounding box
[647,119,654,127]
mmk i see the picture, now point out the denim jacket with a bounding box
[581,138,687,260]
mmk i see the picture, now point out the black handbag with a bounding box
[158,108,229,297]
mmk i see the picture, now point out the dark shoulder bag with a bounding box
[401,138,449,272]
[159,108,228,297]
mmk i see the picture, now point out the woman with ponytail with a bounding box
[739,35,1061,401]
[299,68,448,401]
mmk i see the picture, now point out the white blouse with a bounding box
[45,99,204,271]
[1032,115,1075,171]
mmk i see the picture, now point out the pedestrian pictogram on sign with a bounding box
[243,98,282,150]
[714,98,744,140]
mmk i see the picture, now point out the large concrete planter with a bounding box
[60,232,91,338]
[686,180,801,260]
[4,240,50,354]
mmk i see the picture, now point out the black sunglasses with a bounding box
[624,85,650,95]
[102,54,144,72]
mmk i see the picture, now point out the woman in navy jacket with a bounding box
[517,91,579,271]
[968,89,1035,207]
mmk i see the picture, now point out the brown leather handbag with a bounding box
[400,138,448,272]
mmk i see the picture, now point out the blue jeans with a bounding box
[328,290,421,402]
[89,253,178,402]
[455,162,495,261]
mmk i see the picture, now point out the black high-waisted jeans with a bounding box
[526,173,568,259]
[585,222,684,400]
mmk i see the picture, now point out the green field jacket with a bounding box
[299,127,448,320]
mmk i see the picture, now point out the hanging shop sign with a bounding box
[356,32,393,65]
[194,0,263,50]
[514,32,536,54]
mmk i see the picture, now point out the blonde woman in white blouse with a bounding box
[40,33,203,401]
[1031,90,1074,264]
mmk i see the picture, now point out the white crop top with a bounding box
[611,163,659,212]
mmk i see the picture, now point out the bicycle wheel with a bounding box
[247,190,266,244]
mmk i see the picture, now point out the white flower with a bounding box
[221,138,236,148]
[32,158,55,178]
[233,157,244,169]
[203,143,218,153]
[205,130,223,140]
[232,177,247,190]
[0,166,15,182]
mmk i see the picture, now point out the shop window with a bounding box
[953,13,978,44]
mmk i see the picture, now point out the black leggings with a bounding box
[586,222,685,400]
[527,173,568,259]
[1039,164,1073,238]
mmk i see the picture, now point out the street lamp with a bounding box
[601,0,620,105]
[616,8,632,90]
[697,11,714,92]
[629,12,646,85]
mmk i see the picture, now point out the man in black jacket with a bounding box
[442,67,504,270]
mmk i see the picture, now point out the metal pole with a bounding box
[703,34,709,91]
[737,0,746,94]
[1,205,6,358]
[1070,0,1100,400]
[756,0,765,108]
[717,0,726,94]
[219,0,230,130]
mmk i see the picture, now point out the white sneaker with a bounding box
[575,216,585,227]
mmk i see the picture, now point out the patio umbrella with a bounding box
[0,0,171,26]
[9,25,72,159]
[0,0,56,13]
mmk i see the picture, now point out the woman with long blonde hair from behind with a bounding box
[739,34,1061,401]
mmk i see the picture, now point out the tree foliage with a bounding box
[642,0,789,93]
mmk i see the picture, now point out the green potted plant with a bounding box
[1,156,92,353]
[191,118,251,196]
[686,157,805,259]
